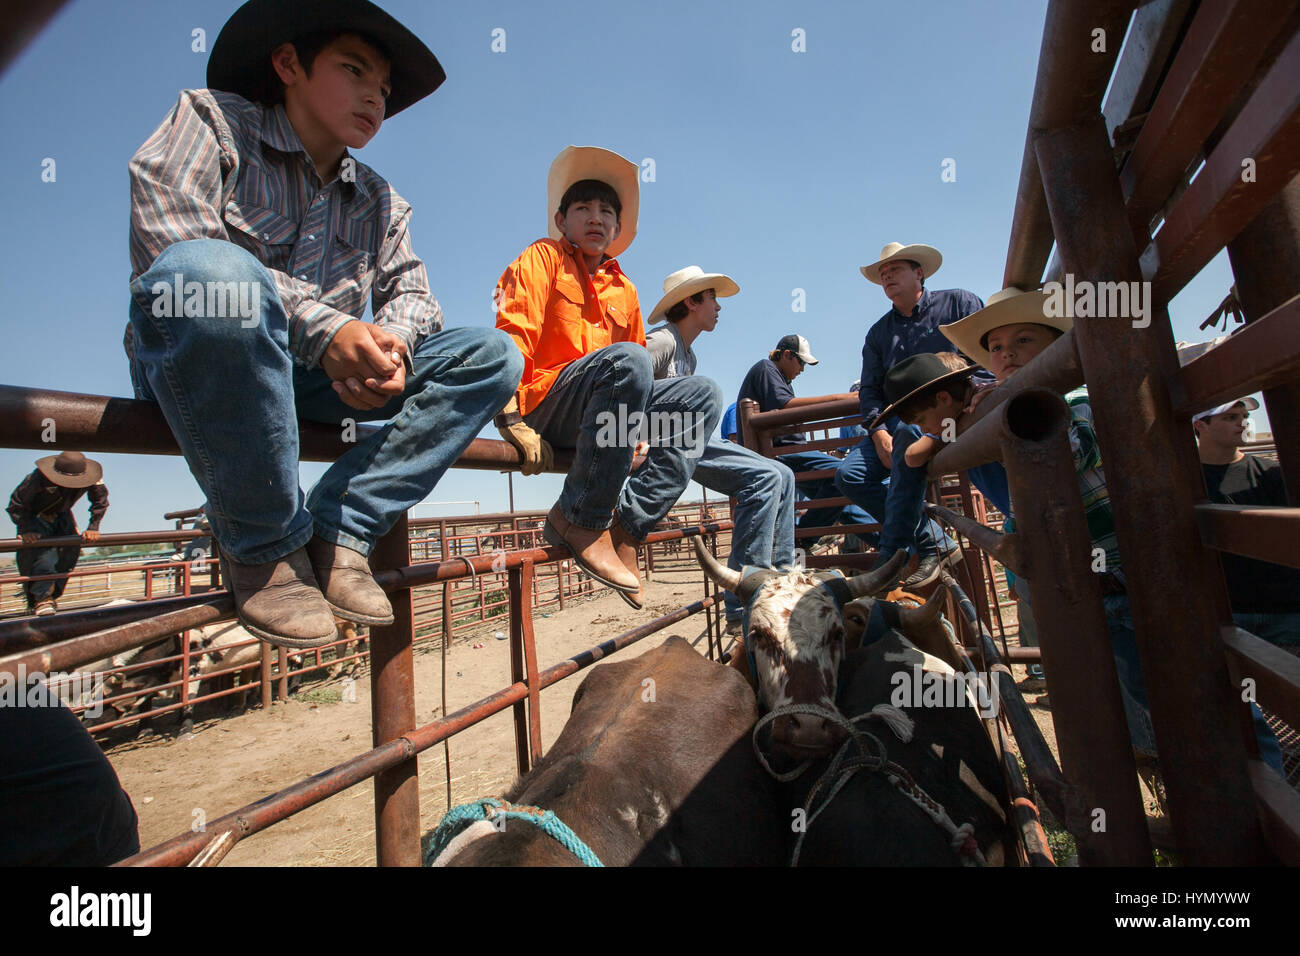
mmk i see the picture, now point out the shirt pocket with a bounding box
[222,199,298,274]
[547,273,590,351]
[328,218,378,317]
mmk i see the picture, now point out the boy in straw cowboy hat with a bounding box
[125,1,522,649]
[7,452,109,615]
[834,242,990,589]
[644,266,797,629]
[493,148,722,610]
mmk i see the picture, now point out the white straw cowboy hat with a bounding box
[647,266,739,324]
[547,146,640,259]
[859,242,943,284]
[940,287,1068,367]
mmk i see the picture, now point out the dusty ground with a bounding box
[107,564,727,866]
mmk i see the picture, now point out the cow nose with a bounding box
[771,713,846,755]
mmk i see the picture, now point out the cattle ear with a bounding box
[843,598,873,651]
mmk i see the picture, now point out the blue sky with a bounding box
[0,0,1249,535]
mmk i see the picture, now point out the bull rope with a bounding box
[754,702,986,867]
[423,797,604,867]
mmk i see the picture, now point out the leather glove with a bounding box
[495,397,554,476]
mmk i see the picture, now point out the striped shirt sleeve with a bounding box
[129,90,358,368]
[370,204,443,358]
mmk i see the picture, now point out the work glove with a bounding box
[495,396,554,476]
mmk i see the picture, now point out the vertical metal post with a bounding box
[1226,176,1300,504]
[259,642,272,709]
[999,390,1151,865]
[277,646,288,701]
[508,560,542,772]
[1035,117,1269,863]
[369,513,419,867]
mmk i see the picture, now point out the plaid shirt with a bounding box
[1001,386,1121,573]
[129,89,442,368]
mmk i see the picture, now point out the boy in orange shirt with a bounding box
[494,147,722,609]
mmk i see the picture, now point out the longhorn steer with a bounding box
[433,637,787,866]
[694,539,1015,865]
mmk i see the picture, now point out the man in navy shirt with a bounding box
[834,242,990,587]
[736,334,874,534]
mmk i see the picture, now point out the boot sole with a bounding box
[543,520,639,593]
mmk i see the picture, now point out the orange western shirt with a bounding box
[495,237,645,416]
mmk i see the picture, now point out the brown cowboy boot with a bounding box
[608,518,646,610]
[306,535,394,626]
[219,548,337,649]
[543,504,639,594]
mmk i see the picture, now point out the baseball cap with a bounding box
[774,334,818,365]
[1193,397,1259,422]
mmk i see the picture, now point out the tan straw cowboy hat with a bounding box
[36,451,103,489]
[859,242,943,284]
[646,266,739,324]
[940,287,1067,367]
[547,146,640,258]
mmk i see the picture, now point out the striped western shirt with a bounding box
[128,89,442,368]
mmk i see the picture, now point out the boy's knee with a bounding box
[602,342,653,393]
[143,239,271,287]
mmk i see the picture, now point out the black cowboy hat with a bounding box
[36,451,103,489]
[871,353,973,429]
[207,0,445,118]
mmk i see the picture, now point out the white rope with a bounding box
[762,699,985,867]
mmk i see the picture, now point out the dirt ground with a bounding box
[107,565,728,866]
[104,560,1088,867]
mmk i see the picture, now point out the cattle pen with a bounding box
[2,0,1299,870]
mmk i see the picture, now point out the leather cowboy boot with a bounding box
[543,504,639,594]
[608,517,646,610]
[219,547,338,649]
[306,535,395,626]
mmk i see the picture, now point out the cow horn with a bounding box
[691,536,742,592]
[844,551,910,599]
[898,583,948,629]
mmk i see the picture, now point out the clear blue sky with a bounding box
[0,0,1250,535]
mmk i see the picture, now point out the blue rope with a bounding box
[424,797,604,867]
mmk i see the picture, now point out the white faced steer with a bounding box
[694,539,924,761]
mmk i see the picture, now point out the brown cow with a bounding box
[429,637,787,866]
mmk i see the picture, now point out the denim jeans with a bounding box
[776,449,878,533]
[834,420,947,556]
[128,239,523,563]
[16,512,80,607]
[523,342,722,539]
[692,438,796,620]
[1232,611,1300,648]
[1104,595,1283,772]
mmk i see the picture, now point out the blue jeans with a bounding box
[16,512,80,607]
[776,449,877,533]
[128,239,522,563]
[1232,611,1300,648]
[834,420,947,556]
[523,343,722,540]
[1104,594,1283,772]
[692,438,796,620]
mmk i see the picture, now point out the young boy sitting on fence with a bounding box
[493,148,722,610]
[937,289,1282,771]
[643,266,797,630]
[125,0,522,649]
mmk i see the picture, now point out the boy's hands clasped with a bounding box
[323,320,408,410]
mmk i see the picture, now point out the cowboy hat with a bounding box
[36,451,103,489]
[207,0,446,118]
[939,287,1068,368]
[859,242,943,284]
[871,354,974,429]
[646,266,739,324]
[547,146,640,258]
